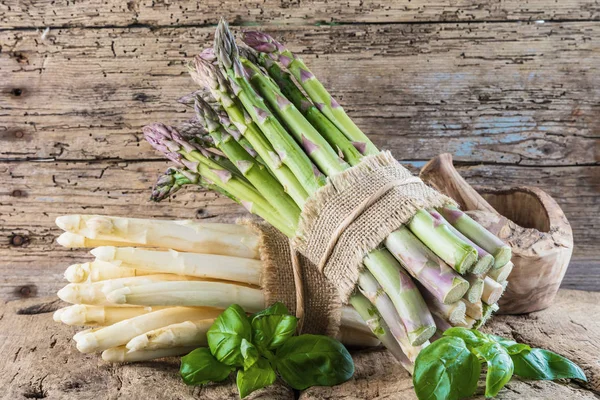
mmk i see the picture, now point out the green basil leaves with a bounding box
[413,327,587,400]
[180,302,354,398]
[275,334,355,390]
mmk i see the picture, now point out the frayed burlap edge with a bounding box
[239,218,342,338]
[292,151,456,302]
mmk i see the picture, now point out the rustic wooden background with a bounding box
[2,1,598,301]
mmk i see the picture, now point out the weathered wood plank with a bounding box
[1,0,599,29]
[1,290,597,399]
[1,160,598,300]
[2,23,598,166]
[300,290,600,399]
[0,298,294,400]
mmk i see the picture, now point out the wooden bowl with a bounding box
[420,154,573,314]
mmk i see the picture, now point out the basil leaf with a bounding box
[252,314,297,351]
[207,304,252,367]
[180,348,234,385]
[236,357,277,399]
[505,343,531,356]
[241,338,259,370]
[512,348,587,381]
[275,334,354,390]
[443,327,488,348]
[489,334,517,348]
[250,302,289,323]
[413,336,480,400]
[473,342,514,397]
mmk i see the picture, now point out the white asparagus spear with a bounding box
[64,260,155,283]
[464,300,483,320]
[58,305,169,326]
[56,215,260,259]
[463,274,484,303]
[53,307,67,322]
[340,305,373,335]
[91,246,262,286]
[102,346,197,362]
[421,286,467,325]
[338,327,381,348]
[487,261,514,284]
[73,327,100,342]
[105,281,266,312]
[76,307,219,353]
[57,275,204,305]
[482,276,504,305]
[454,316,476,329]
[126,319,214,351]
[57,232,142,249]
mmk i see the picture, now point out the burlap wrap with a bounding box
[241,220,342,338]
[292,151,455,303]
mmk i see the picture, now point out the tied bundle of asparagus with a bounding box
[54,215,382,363]
[143,20,513,369]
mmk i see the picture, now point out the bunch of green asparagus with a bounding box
[53,215,380,362]
[144,20,513,369]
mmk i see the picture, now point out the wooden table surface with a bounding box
[1,2,599,399]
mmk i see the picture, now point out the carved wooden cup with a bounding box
[420,153,573,314]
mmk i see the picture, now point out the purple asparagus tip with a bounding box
[253,106,269,123]
[243,64,256,78]
[299,68,314,83]
[236,160,253,174]
[211,168,232,184]
[276,94,292,109]
[351,141,367,155]
[300,99,312,113]
[242,31,279,53]
[279,54,292,67]
[199,47,216,62]
[180,159,199,173]
[301,135,320,155]
[330,96,341,109]
[214,19,238,70]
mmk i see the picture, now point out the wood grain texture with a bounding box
[1,160,597,300]
[301,289,600,399]
[1,0,599,29]
[1,290,596,399]
[0,299,293,400]
[1,23,598,165]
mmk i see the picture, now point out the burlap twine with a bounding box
[244,151,454,337]
[241,220,342,338]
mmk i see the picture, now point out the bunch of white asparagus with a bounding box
[53,215,381,363]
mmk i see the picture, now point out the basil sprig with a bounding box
[180,302,354,398]
[413,327,587,400]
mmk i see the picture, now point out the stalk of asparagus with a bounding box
[349,292,413,372]
[419,285,467,325]
[487,261,514,283]
[384,226,469,304]
[240,57,350,176]
[76,307,219,353]
[193,94,301,227]
[126,319,214,351]
[64,260,155,283]
[255,54,363,166]
[144,124,295,237]
[91,246,263,286]
[105,281,265,311]
[357,269,425,361]
[482,276,505,305]
[437,205,512,268]
[55,305,167,326]
[428,210,494,275]
[191,57,309,207]
[102,346,198,363]
[407,210,478,274]
[214,27,325,195]
[338,328,382,348]
[363,249,436,346]
[464,274,485,304]
[464,300,484,320]
[242,31,379,156]
[340,305,374,335]
[56,214,261,259]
